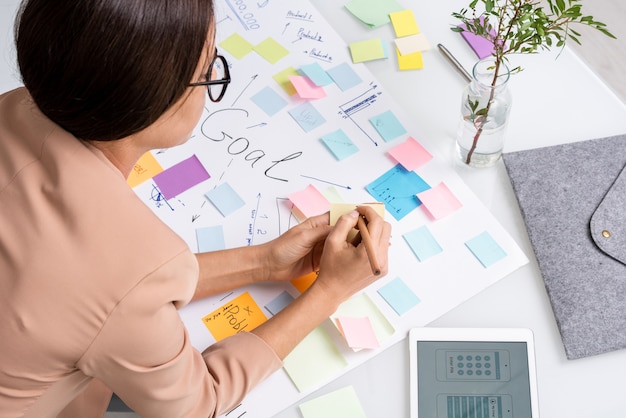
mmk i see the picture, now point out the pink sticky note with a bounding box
[417,182,463,220]
[288,184,330,220]
[388,137,433,170]
[459,18,495,59]
[288,75,327,100]
[153,155,210,200]
[336,317,379,350]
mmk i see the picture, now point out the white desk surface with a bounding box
[2,1,626,417]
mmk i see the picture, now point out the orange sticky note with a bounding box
[291,271,318,293]
[202,292,267,341]
[126,151,163,187]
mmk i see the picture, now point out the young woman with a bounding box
[0,1,391,417]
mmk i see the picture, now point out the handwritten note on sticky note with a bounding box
[390,9,420,37]
[288,102,327,133]
[299,386,367,418]
[369,110,407,142]
[273,67,300,96]
[326,62,362,91]
[366,164,430,221]
[336,316,380,349]
[196,225,225,252]
[254,37,289,64]
[417,182,463,220]
[283,327,347,392]
[465,231,507,268]
[265,291,295,316]
[403,225,443,262]
[153,154,210,200]
[321,129,359,160]
[288,184,330,220]
[377,277,421,316]
[219,33,254,59]
[397,48,424,70]
[127,151,163,188]
[388,137,432,170]
[251,86,288,116]
[202,292,267,341]
[205,183,245,217]
[395,33,431,55]
[289,75,327,99]
[349,39,387,63]
[300,62,334,86]
[345,0,403,28]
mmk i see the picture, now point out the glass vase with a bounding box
[456,58,512,168]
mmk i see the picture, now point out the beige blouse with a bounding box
[0,88,282,418]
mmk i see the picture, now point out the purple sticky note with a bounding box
[459,18,495,59]
[153,155,210,199]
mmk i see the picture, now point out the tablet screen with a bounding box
[415,340,533,418]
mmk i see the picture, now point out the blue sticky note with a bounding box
[366,164,431,221]
[369,110,407,142]
[465,231,508,268]
[251,86,288,116]
[403,226,443,261]
[265,291,295,315]
[326,62,363,91]
[196,225,226,252]
[300,63,334,86]
[377,277,421,315]
[321,129,359,160]
[288,102,327,133]
[205,183,245,217]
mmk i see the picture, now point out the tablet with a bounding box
[409,328,540,418]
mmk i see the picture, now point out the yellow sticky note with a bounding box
[126,151,163,188]
[273,66,300,96]
[397,48,424,71]
[202,292,267,341]
[390,9,420,37]
[254,37,289,64]
[219,33,254,60]
[349,39,387,63]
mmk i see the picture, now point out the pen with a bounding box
[437,43,472,83]
[356,215,381,276]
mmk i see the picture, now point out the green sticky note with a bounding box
[219,33,254,60]
[254,37,289,64]
[345,0,404,28]
[349,39,387,63]
[299,386,367,418]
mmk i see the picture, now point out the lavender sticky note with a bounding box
[459,19,495,59]
[153,155,210,200]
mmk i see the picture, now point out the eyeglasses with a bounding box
[189,49,231,102]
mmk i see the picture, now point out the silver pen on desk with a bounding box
[437,43,472,83]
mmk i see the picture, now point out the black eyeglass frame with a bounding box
[189,49,231,102]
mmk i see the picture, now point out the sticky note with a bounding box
[289,75,327,99]
[273,66,300,96]
[394,33,431,55]
[349,39,387,63]
[250,86,288,116]
[326,62,362,91]
[417,182,463,220]
[377,277,421,315]
[196,225,225,252]
[369,110,407,142]
[336,317,379,350]
[330,292,395,345]
[153,154,210,200]
[205,183,245,217]
[283,327,347,392]
[345,0,404,28]
[403,225,443,261]
[330,202,386,242]
[291,271,318,293]
[388,137,433,170]
[390,10,420,37]
[288,102,327,133]
[288,184,330,220]
[397,48,424,70]
[366,164,431,221]
[321,129,359,160]
[127,151,163,188]
[219,33,254,59]
[299,386,367,418]
[300,62,334,86]
[459,18,495,59]
[254,37,289,64]
[265,291,295,315]
[202,292,267,341]
[465,231,507,268]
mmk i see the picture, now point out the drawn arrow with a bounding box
[231,74,258,107]
[301,175,352,190]
[257,0,269,8]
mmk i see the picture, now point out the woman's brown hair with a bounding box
[15,0,214,141]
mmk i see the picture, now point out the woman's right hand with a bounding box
[312,205,392,305]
